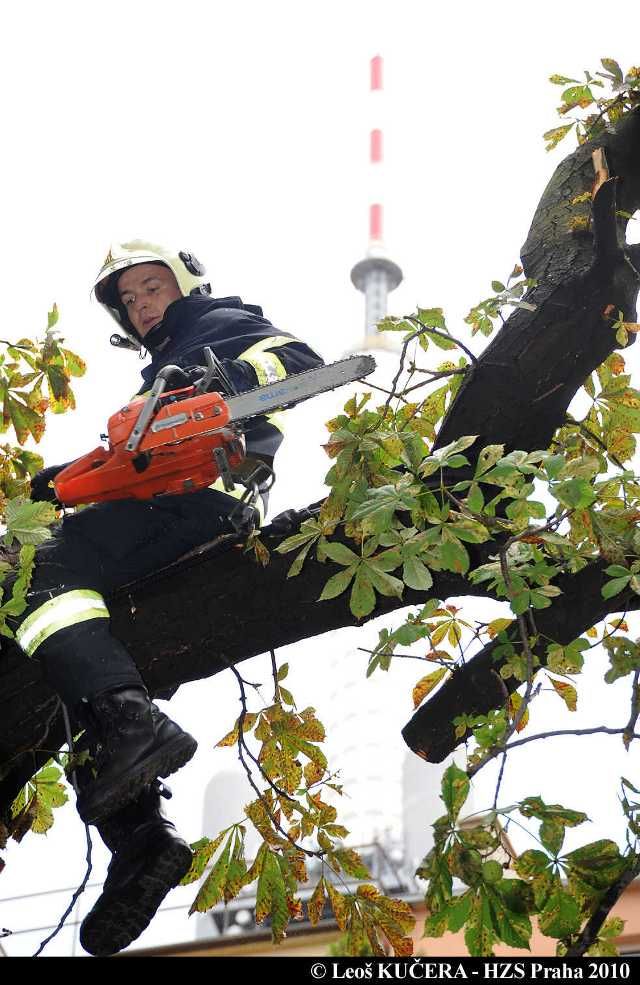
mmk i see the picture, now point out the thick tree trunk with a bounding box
[2,110,640,819]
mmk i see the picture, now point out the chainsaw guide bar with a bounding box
[225,354,376,422]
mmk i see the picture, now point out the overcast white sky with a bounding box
[1,0,640,957]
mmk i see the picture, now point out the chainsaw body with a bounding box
[53,351,377,507]
[55,387,245,506]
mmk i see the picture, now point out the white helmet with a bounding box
[93,240,211,349]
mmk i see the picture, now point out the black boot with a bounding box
[80,781,193,956]
[75,686,197,825]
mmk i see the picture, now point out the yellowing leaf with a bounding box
[544,123,574,151]
[215,712,258,747]
[487,617,514,639]
[181,830,229,886]
[548,676,578,712]
[608,619,629,632]
[508,692,530,732]
[609,353,626,376]
[325,880,348,931]
[412,667,448,708]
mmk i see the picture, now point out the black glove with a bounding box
[160,365,206,391]
[30,464,69,504]
[267,507,315,537]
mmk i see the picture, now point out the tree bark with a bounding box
[2,110,640,820]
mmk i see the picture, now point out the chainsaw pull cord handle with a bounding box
[125,365,185,453]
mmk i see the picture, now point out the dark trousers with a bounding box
[11,490,254,706]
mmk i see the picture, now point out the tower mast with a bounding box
[350,55,403,342]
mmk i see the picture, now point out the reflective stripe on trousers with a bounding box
[16,589,109,658]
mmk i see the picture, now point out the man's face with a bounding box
[117,263,182,337]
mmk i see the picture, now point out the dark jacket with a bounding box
[137,294,324,468]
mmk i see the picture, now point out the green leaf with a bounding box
[601,58,623,83]
[561,84,594,109]
[515,850,552,879]
[366,563,404,599]
[605,564,632,578]
[286,538,315,578]
[444,891,473,933]
[603,636,640,683]
[491,281,505,293]
[60,347,86,378]
[13,449,44,480]
[402,556,433,592]
[563,840,626,890]
[439,538,470,575]
[467,483,485,512]
[47,304,59,330]
[602,576,631,599]
[465,890,495,957]
[493,883,533,949]
[532,870,559,911]
[3,394,46,444]
[520,797,587,827]
[350,565,376,619]
[255,850,288,943]
[546,639,588,675]
[540,819,565,856]
[319,565,357,602]
[368,548,403,572]
[416,307,446,329]
[4,497,56,548]
[449,518,490,544]
[189,833,233,913]
[538,890,581,939]
[274,523,321,555]
[441,763,470,821]
[322,541,360,566]
[553,478,596,509]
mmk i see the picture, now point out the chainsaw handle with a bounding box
[126,367,186,453]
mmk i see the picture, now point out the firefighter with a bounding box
[20,241,324,955]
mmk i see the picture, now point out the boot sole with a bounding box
[77,733,198,825]
[80,839,193,956]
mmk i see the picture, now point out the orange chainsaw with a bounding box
[54,349,376,506]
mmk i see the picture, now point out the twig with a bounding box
[403,315,479,367]
[0,340,36,353]
[221,654,313,856]
[269,648,279,692]
[467,547,537,779]
[402,368,467,396]
[474,727,640,778]
[490,671,512,809]
[383,327,429,415]
[584,92,628,142]
[224,656,295,805]
[568,418,626,472]
[623,669,640,748]
[506,725,639,749]
[383,317,477,417]
[32,705,92,957]
[357,646,453,668]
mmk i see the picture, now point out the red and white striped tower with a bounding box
[350,54,403,340]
